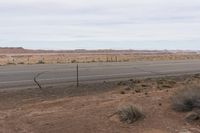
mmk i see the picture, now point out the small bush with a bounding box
[131,79,141,84]
[135,88,141,93]
[18,62,24,64]
[171,86,200,112]
[37,60,45,64]
[141,84,149,88]
[7,62,15,65]
[168,80,176,85]
[129,79,134,82]
[117,105,144,124]
[91,59,95,62]
[120,91,125,94]
[193,74,200,79]
[162,85,172,88]
[157,79,176,90]
[71,60,77,63]
[117,81,126,86]
[124,87,131,91]
[185,111,200,122]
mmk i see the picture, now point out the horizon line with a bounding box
[0,47,200,51]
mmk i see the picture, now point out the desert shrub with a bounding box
[117,105,144,124]
[120,91,125,94]
[91,59,95,62]
[129,79,134,82]
[193,74,200,79]
[7,62,15,65]
[18,62,24,64]
[141,84,149,88]
[117,81,126,86]
[162,85,172,88]
[157,79,176,90]
[171,86,200,112]
[71,60,77,63]
[135,88,141,93]
[37,60,45,64]
[124,87,131,91]
[168,80,177,85]
[185,111,200,122]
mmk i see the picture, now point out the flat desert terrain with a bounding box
[1,47,200,133]
[1,47,200,65]
[0,74,200,133]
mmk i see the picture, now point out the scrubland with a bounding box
[0,74,200,133]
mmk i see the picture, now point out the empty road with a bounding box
[1,60,200,89]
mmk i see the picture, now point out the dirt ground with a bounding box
[0,74,200,133]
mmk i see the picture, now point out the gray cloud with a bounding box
[0,0,200,49]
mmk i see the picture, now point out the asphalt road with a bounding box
[1,60,200,89]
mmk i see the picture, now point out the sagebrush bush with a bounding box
[171,86,200,112]
[117,105,144,124]
[37,60,45,64]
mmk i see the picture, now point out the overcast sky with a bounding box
[0,0,200,50]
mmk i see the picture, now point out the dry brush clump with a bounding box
[193,74,200,79]
[117,105,144,124]
[157,79,176,90]
[37,60,45,64]
[185,111,200,122]
[171,86,200,112]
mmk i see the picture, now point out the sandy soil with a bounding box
[0,74,200,133]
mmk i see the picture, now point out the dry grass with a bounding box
[1,52,200,65]
[117,105,144,124]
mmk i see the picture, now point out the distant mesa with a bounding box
[0,47,28,54]
[0,47,198,54]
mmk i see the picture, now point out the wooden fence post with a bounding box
[77,64,79,87]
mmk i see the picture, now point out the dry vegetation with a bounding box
[117,104,144,124]
[1,48,200,65]
[172,87,200,112]
[1,74,200,132]
[171,86,200,123]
